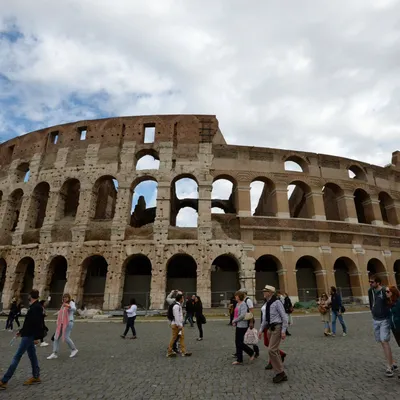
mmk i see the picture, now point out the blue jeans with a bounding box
[332,311,347,334]
[1,336,40,383]
[184,312,194,326]
[53,322,76,353]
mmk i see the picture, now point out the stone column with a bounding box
[103,256,123,310]
[1,263,17,309]
[319,246,335,290]
[71,185,95,242]
[110,183,131,241]
[238,255,256,302]
[314,270,328,296]
[367,197,383,226]
[353,245,369,304]
[11,194,32,245]
[280,245,299,302]
[308,191,326,220]
[382,250,396,286]
[198,182,212,241]
[275,184,290,218]
[385,201,400,227]
[337,192,358,223]
[196,250,211,308]
[40,190,61,243]
[234,183,251,217]
[154,182,171,242]
[64,258,83,306]
[150,246,167,309]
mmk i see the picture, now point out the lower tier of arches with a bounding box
[0,242,399,309]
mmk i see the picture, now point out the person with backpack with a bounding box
[166,290,182,353]
[167,293,192,358]
[330,286,347,337]
[368,275,397,377]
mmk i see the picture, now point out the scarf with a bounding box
[265,295,278,327]
[55,304,70,341]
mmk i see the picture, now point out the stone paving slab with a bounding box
[0,313,399,399]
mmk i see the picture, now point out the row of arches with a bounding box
[1,254,399,308]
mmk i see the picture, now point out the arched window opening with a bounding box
[15,163,30,183]
[82,255,108,308]
[211,178,236,214]
[166,254,197,300]
[130,179,158,228]
[367,258,388,285]
[255,255,281,302]
[211,207,225,214]
[27,182,50,230]
[251,179,277,216]
[211,254,239,307]
[47,256,68,308]
[323,183,344,221]
[379,192,398,226]
[13,257,35,307]
[171,176,198,226]
[122,255,152,309]
[354,189,373,224]
[284,156,307,173]
[348,166,367,181]
[0,258,7,294]
[176,207,198,227]
[59,179,80,219]
[288,181,312,219]
[136,155,160,171]
[296,256,323,302]
[8,189,24,232]
[93,176,118,220]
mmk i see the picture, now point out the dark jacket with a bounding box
[284,297,293,314]
[19,300,45,340]
[194,301,203,318]
[186,299,194,313]
[368,287,390,321]
[390,299,400,332]
[10,301,19,315]
[330,293,343,312]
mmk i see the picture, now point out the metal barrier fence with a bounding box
[0,287,365,312]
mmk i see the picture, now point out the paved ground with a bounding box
[0,312,399,400]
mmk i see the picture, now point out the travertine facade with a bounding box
[0,115,399,309]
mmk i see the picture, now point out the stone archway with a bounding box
[13,257,35,307]
[166,254,197,297]
[211,254,240,307]
[295,256,324,302]
[367,258,389,285]
[122,254,152,309]
[82,255,108,309]
[334,257,362,301]
[0,258,7,295]
[255,255,281,302]
[47,256,68,308]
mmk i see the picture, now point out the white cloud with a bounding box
[136,155,160,171]
[176,207,198,228]
[2,1,400,227]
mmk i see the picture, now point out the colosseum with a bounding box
[0,114,399,311]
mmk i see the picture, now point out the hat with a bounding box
[262,285,276,292]
[239,288,248,294]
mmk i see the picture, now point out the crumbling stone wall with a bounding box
[0,114,399,310]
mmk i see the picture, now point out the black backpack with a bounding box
[167,302,177,321]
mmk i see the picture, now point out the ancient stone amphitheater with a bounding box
[0,114,399,310]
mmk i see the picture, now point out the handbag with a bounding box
[244,312,254,321]
[244,328,259,345]
[340,305,346,313]
[201,314,207,324]
[318,305,327,315]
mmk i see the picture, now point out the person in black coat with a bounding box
[0,289,44,390]
[184,296,195,327]
[5,298,21,331]
[194,296,205,341]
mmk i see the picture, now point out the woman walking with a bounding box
[5,298,21,332]
[121,298,137,339]
[386,286,400,349]
[318,293,332,336]
[232,291,255,365]
[194,296,205,341]
[330,286,347,337]
[47,293,78,359]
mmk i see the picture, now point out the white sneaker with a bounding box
[385,367,394,377]
[40,342,49,347]
[342,333,347,337]
[47,353,58,360]
[70,349,78,358]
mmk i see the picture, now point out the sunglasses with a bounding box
[386,290,391,293]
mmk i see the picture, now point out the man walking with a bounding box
[0,289,44,390]
[167,294,192,358]
[259,285,288,384]
[166,289,182,353]
[368,275,397,377]
[184,295,194,327]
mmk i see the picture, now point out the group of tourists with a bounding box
[0,290,78,391]
[1,275,400,391]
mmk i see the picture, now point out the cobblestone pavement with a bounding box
[0,312,399,400]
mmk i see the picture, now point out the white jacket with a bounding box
[171,303,183,327]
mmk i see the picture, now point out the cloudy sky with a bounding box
[1,0,400,225]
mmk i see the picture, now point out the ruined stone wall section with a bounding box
[0,115,399,309]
